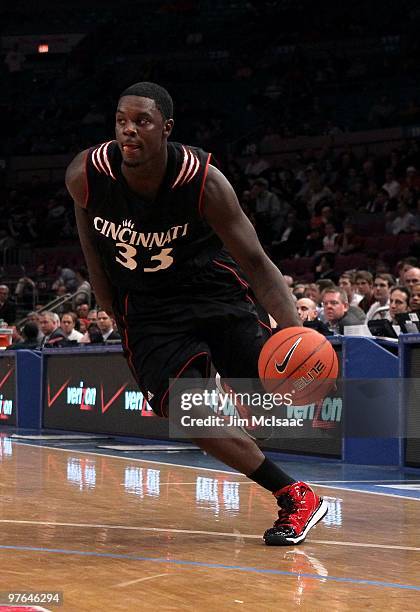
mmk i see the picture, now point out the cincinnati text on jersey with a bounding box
[93,217,189,249]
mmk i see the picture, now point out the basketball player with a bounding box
[66,82,328,545]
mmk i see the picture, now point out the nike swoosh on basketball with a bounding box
[275,337,302,374]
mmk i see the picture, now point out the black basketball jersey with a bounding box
[85,140,223,293]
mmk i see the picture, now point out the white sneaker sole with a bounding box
[264,498,329,546]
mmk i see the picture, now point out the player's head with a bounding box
[116,82,174,168]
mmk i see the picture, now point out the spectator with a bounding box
[7,322,39,350]
[292,283,306,299]
[250,178,284,246]
[382,169,400,199]
[322,287,366,334]
[87,322,103,343]
[390,202,416,235]
[366,188,390,214]
[73,267,91,307]
[39,311,67,347]
[96,310,121,342]
[388,286,410,324]
[355,271,375,313]
[401,166,420,191]
[272,211,306,258]
[0,285,16,325]
[410,283,420,311]
[78,318,89,334]
[336,222,364,255]
[303,227,324,257]
[304,279,334,307]
[283,275,294,288]
[314,253,338,283]
[322,222,339,253]
[42,198,67,242]
[244,145,270,179]
[402,266,420,289]
[296,298,318,322]
[366,274,394,320]
[25,311,44,344]
[87,309,98,323]
[53,266,78,293]
[14,274,36,311]
[33,264,51,303]
[395,258,418,285]
[296,297,331,335]
[339,272,363,306]
[60,312,84,342]
[76,303,90,319]
[304,283,322,305]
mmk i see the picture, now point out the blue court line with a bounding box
[0,544,419,592]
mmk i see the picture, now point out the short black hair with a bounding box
[119,82,173,120]
[23,322,39,341]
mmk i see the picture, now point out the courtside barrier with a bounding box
[399,333,420,467]
[0,338,416,468]
[0,351,17,426]
[342,337,401,466]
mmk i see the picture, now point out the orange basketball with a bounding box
[258,326,338,405]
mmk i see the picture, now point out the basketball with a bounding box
[258,326,338,405]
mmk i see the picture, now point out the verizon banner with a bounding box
[43,351,169,437]
[0,354,16,426]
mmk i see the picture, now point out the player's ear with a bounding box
[163,119,174,137]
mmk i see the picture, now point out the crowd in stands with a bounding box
[3,0,420,346]
[4,305,121,350]
[4,0,420,159]
[284,262,420,336]
[0,264,122,349]
[1,255,420,349]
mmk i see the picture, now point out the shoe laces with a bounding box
[275,487,306,526]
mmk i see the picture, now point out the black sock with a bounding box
[248,457,296,493]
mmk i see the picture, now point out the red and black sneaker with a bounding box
[264,481,328,546]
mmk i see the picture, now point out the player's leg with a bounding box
[204,306,328,546]
[116,290,327,545]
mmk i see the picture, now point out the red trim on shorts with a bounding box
[255,317,272,333]
[213,259,272,335]
[120,292,137,382]
[160,351,210,417]
[198,153,212,217]
[83,150,90,208]
[213,259,249,288]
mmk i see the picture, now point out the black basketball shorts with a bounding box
[114,257,272,416]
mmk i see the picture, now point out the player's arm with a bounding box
[202,165,301,329]
[65,151,115,314]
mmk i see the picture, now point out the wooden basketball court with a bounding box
[0,438,419,611]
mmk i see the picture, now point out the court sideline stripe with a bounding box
[10,441,420,501]
[0,543,419,592]
[1,519,419,553]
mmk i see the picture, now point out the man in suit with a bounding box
[322,287,366,334]
[39,311,67,347]
[96,310,121,342]
[0,285,16,325]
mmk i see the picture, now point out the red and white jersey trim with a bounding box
[171,145,200,189]
[91,141,116,180]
